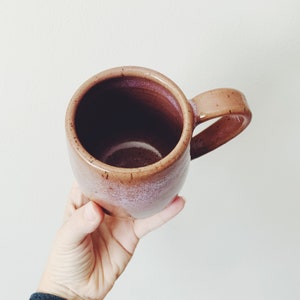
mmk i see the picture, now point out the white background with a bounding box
[1,1,299,299]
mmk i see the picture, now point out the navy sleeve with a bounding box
[30,293,66,300]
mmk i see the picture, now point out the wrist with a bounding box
[37,275,75,300]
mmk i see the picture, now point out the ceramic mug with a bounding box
[65,66,251,218]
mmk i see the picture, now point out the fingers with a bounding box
[58,201,104,246]
[134,196,185,239]
[63,182,89,222]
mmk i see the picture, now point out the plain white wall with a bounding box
[1,0,299,299]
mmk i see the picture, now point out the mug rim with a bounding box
[65,66,194,177]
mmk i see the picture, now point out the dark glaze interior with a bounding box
[75,76,183,168]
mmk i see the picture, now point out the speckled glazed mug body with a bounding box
[66,66,251,218]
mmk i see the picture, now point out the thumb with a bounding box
[58,201,104,246]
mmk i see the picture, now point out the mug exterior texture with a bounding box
[66,67,194,218]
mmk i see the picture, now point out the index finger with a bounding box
[133,196,185,238]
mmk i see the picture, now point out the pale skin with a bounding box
[37,184,185,300]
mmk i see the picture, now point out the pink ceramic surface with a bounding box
[65,66,252,218]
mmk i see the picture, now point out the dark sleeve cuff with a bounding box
[30,293,66,300]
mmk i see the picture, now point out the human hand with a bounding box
[37,184,185,300]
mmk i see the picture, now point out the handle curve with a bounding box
[190,88,252,159]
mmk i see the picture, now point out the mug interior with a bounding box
[74,75,184,169]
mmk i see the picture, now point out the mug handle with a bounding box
[190,88,252,159]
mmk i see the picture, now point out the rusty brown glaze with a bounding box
[66,66,251,218]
